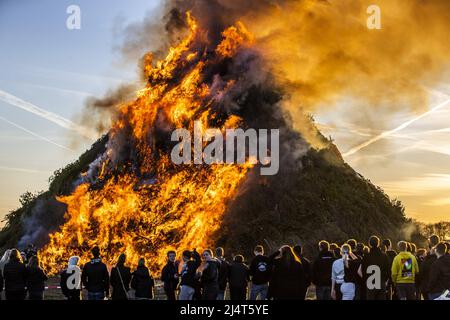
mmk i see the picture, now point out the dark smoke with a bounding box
[80,84,138,134]
[17,198,66,249]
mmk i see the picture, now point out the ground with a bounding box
[25,277,318,300]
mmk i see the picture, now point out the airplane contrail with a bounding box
[0,89,97,140]
[0,116,74,151]
[0,165,51,174]
[343,98,450,157]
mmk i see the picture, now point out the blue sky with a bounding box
[0,0,449,224]
[0,0,161,219]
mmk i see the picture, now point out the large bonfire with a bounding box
[39,14,262,274]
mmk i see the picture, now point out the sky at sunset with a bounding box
[1,0,449,225]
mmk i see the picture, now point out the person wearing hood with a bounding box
[26,255,48,300]
[0,249,10,300]
[426,242,450,300]
[60,256,82,300]
[110,253,132,300]
[391,241,419,300]
[359,236,390,300]
[312,240,335,300]
[228,255,250,300]
[3,249,27,300]
[131,258,155,300]
[81,246,110,300]
[0,249,11,274]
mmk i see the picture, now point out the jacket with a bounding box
[228,261,250,289]
[420,253,437,293]
[312,250,335,286]
[216,257,229,290]
[269,258,306,300]
[110,265,132,300]
[131,266,155,299]
[361,247,390,290]
[427,254,450,294]
[180,256,201,289]
[26,266,48,292]
[81,257,110,294]
[249,255,272,285]
[200,260,219,287]
[391,251,419,284]
[3,260,27,292]
[60,266,81,300]
[161,261,179,291]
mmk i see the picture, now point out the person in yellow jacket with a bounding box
[391,241,419,300]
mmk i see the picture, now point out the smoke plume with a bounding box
[139,0,450,148]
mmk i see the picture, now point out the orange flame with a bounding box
[39,15,254,274]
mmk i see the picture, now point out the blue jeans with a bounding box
[340,282,356,300]
[315,286,331,300]
[88,291,105,300]
[396,283,416,300]
[179,285,195,300]
[428,292,443,300]
[250,283,268,300]
[216,290,225,300]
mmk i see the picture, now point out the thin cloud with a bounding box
[0,89,97,139]
[0,165,50,174]
[343,98,450,157]
[381,174,450,197]
[0,116,74,151]
[425,197,450,207]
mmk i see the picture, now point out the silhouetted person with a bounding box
[426,242,450,300]
[249,245,271,300]
[215,247,229,300]
[269,246,306,300]
[347,239,357,252]
[330,243,340,258]
[312,240,335,300]
[60,256,81,300]
[131,258,155,300]
[420,235,439,300]
[110,253,131,300]
[341,244,361,300]
[179,250,201,300]
[0,262,3,300]
[331,246,345,301]
[81,246,110,300]
[391,241,419,300]
[197,249,219,300]
[293,245,311,299]
[355,243,365,259]
[359,236,390,300]
[228,255,250,300]
[26,255,48,300]
[3,249,27,300]
[0,249,12,301]
[382,238,397,300]
[161,250,179,300]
